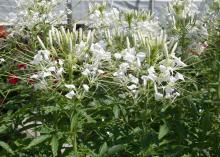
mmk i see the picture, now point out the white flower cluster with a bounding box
[88,4,120,28]
[88,4,162,38]
[29,5,187,101]
[8,0,66,32]
[112,41,186,100]
[166,0,208,55]
[30,49,64,90]
[168,0,199,19]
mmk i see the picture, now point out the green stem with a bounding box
[218,71,220,99]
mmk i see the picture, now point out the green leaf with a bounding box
[26,135,51,149]
[99,142,108,157]
[107,144,125,155]
[70,115,78,132]
[113,105,120,119]
[50,135,59,157]
[0,141,15,155]
[158,124,169,140]
[0,125,8,134]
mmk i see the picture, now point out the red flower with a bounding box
[17,63,27,70]
[0,26,8,38]
[8,75,19,85]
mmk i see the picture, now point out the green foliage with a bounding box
[1,0,220,157]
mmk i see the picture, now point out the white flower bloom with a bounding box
[175,72,185,81]
[155,92,163,100]
[127,84,138,90]
[0,58,5,64]
[58,59,64,65]
[41,72,52,78]
[172,55,187,67]
[169,76,177,83]
[83,84,89,92]
[65,84,76,89]
[136,52,146,62]
[65,90,76,99]
[119,63,129,72]
[147,66,157,81]
[56,67,64,76]
[40,50,50,61]
[82,69,91,76]
[122,48,136,63]
[47,66,56,72]
[129,74,139,84]
[148,66,155,74]
[165,86,175,94]
[30,74,39,79]
[90,43,111,61]
[159,65,167,72]
[31,53,43,65]
[98,70,105,74]
[114,53,122,60]
[141,75,148,86]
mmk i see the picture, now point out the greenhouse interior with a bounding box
[0,0,220,156]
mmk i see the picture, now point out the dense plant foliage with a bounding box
[0,0,220,156]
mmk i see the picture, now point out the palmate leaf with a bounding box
[0,141,15,155]
[26,135,51,149]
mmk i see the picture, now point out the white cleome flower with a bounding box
[175,72,185,81]
[171,55,187,67]
[129,74,139,84]
[114,53,122,60]
[65,90,76,99]
[83,84,89,92]
[0,58,5,64]
[127,84,138,90]
[47,66,56,72]
[155,92,163,100]
[65,84,76,89]
[82,69,91,76]
[31,53,43,65]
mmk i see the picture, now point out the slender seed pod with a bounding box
[37,36,46,50]
[49,30,53,48]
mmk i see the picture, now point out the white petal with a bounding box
[98,70,104,74]
[31,54,43,65]
[83,84,89,92]
[65,84,76,89]
[56,67,64,76]
[175,72,185,81]
[127,84,138,90]
[47,66,56,72]
[30,74,39,79]
[65,90,76,99]
[129,74,139,84]
[172,56,187,67]
[0,58,5,64]
[155,92,163,100]
[114,53,122,60]
[148,66,155,74]
[136,52,146,62]
[82,69,90,76]
[40,50,50,61]
[42,72,52,78]
[58,59,64,65]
